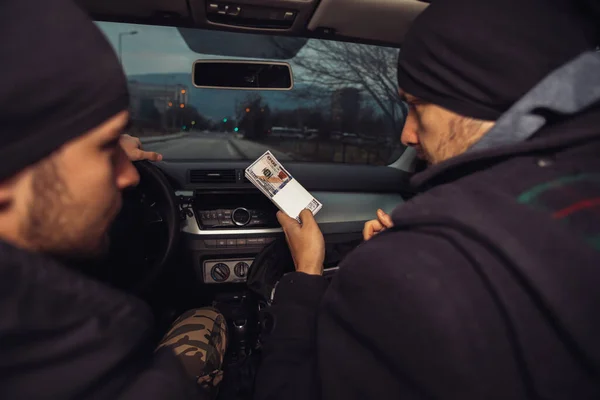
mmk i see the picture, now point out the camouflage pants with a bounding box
[156,308,228,397]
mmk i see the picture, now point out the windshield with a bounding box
[97,22,407,165]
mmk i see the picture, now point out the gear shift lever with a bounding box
[232,318,248,358]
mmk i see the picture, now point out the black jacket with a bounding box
[0,241,200,399]
[255,76,600,398]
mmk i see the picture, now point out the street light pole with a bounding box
[118,30,138,64]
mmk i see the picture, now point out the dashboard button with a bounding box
[204,239,217,248]
[226,239,237,247]
[228,6,241,16]
[217,239,227,248]
[247,238,259,246]
[256,238,266,245]
[220,220,234,226]
[236,239,247,246]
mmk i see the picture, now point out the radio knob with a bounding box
[232,207,251,226]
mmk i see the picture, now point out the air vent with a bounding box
[189,169,237,184]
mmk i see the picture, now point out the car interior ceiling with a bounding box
[78,0,428,398]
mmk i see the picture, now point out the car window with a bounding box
[96,22,407,165]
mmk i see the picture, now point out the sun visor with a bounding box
[308,0,427,45]
[79,0,190,20]
[178,28,307,59]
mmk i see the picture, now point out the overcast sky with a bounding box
[96,22,201,75]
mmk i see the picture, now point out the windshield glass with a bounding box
[97,22,407,165]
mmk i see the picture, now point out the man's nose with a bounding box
[116,150,140,190]
[401,112,420,147]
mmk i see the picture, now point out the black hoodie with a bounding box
[0,239,202,399]
[255,53,600,400]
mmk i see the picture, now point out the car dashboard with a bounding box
[156,161,409,287]
[177,189,403,285]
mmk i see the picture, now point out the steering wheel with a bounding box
[104,160,180,295]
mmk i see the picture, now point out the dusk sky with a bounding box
[96,22,204,75]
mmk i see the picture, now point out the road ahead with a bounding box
[142,131,294,161]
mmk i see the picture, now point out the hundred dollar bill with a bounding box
[245,151,322,221]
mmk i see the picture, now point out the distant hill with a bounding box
[127,73,318,121]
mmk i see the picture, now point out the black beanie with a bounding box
[0,0,129,181]
[397,0,599,120]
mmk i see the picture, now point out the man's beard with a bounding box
[21,158,119,261]
[424,116,489,165]
[414,147,431,165]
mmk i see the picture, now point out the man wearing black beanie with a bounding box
[255,0,600,399]
[0,0,226,398]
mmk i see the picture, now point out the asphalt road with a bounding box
[142,131,293,161]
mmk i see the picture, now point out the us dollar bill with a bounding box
[245,151,322,221]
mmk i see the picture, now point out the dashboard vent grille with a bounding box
[189,169,237,184]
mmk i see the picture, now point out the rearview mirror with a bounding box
[192,60,293,90]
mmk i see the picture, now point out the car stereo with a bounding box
[197,207,276,229]
[190,190,280,230]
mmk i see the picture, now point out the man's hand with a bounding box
[120,134,163,162]
[277,209,325,276]
[363,209,394,241]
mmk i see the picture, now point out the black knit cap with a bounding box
[0,0,128,181]
[397,0,599,120]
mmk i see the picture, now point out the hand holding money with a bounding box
[363,209,394,241]
[277,209,325,276]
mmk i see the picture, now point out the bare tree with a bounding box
[285,40,407,132]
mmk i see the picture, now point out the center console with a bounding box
[177,190,282,286]
[171,188,362,382]
[191,191,280,230]
[197,207,277,229]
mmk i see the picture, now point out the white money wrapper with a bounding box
[271,179,322,220]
